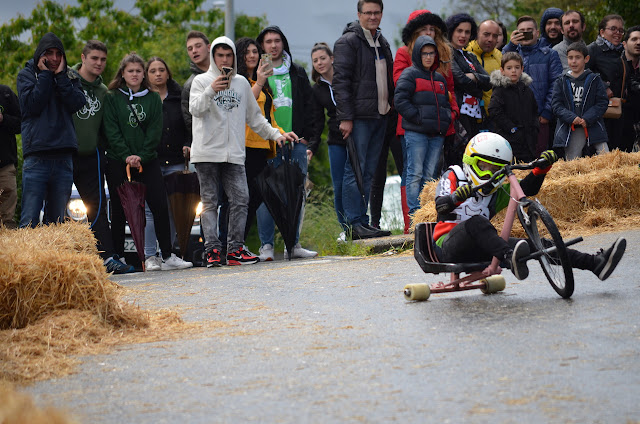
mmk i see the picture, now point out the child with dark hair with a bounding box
[488,51,539,163]
[552,42,609,160]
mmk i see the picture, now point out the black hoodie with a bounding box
[256,26,314,140]
[16,32,86,157]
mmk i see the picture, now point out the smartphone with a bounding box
[520,31,534,40]
[221,66,233,87]
[261,53,273,71]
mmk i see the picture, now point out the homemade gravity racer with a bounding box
[405,158,583,301]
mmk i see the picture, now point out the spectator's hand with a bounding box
[539,116,549,125]
[55,56,66,74]
[606,87,613,99]
[37,56,48,71]
[212,75,230,92]
[276,131,298,147]
[453,184,473,203]
[510,29,524,45]
[126,155,142,169]
[307,149,313,163]
[182,146,191,159]
[465,72,477,81]
[0,111,3,123]
[538,150,558,168]
[256,59,273,86]
[339,120,353,139]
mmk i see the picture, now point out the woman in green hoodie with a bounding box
[103,52,191,271]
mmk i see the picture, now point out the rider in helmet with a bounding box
[432,132,626,281]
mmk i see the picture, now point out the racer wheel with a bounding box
[404,283,431,301]
[480,275,506,294]
[518,200,574,298]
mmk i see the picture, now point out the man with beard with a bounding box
[622,26,640,152]
[554,10,587,72]
[539,7,563,48]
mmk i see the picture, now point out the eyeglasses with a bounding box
[360,11,382,17]
[421,52,436,57]
[605,26,625,34]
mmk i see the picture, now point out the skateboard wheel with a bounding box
[404,283,431,301]
[481,275,506,294]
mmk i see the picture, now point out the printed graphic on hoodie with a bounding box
[213,88,241,111]
[128,103,146,127]
[76,89,101,120]
[571,82,584,110]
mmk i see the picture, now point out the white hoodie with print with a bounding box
[189,36,281,165]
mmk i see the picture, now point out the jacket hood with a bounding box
[540,8,563,40]
[71,62,104,87]
[402,11,447,46]
[565,68,592,81]
[208,36,237,78]
[33,32,67,69]
[490,69,533,87]
[256,26,292,58]
[412,35,439,72]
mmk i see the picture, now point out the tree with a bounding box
[447,0,516,27]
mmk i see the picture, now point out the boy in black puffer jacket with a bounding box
[394,35,459,217]
[489,51,539,163]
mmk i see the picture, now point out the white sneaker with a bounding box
[243,245,257,257]
[285,243,318,259]
[161,253,194,270]
[336,231,347,243]
[145,256,162,271]
[259,244,274,261]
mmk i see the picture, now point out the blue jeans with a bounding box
[328,144,347,230]
[20,155,73,228]
[144,163,183,257]
[257,141,308,246]
[195,162,248,253]
[405,130,444,215]
[342,117,387,226]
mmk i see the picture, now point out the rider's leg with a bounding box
[440,215,511,263]
[568,238,626,281]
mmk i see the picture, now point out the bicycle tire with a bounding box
[517,200,574,298]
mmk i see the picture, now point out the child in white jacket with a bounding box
[190,36,296,267]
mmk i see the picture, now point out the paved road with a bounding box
[27,230,640,423]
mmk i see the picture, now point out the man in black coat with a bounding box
[333,0,394,240]
[0,84,21,228]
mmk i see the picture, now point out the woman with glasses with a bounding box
[393,10,458,233]
[587,14,626,150]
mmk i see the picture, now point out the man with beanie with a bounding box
[540,7,564,48]
[333,0,395,240]
[17,32,86,228]
[256,25,318,259]
[465,19,503,123]
[0,85,21,228]
[71,40,134,274]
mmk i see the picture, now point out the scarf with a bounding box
[272,51,292,76]
[119,87,150,101]
[597,35,624,52]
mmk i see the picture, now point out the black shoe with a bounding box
[508,240,530,280]
[206,249,222,267]
[364,223,391,237]
[350,224,379,240]
[593,237,626,281]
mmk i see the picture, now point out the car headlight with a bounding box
[67,199,88,221]
[195,202,203,217]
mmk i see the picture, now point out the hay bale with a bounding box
[0,222,149,329]
[413,151,640,237]
[0,383,77,423]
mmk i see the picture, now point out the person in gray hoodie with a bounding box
[17,32,86,228]
[189,36,297,267]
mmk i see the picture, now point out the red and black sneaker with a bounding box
[206,249,222,268]
[226,247,259,266]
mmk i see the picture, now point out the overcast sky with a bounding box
[2,0,450,60]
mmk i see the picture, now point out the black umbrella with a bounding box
[256,142,306,260]
[164,158,200,259]
[117,164,147,270]
[345,135,365,197]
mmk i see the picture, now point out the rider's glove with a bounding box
[538,150,558,169]
[453,184,473,203]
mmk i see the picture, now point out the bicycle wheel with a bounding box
[517,200,574,298]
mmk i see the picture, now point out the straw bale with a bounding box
[412,151,640,238]
[0,382,77,424]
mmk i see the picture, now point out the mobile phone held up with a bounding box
[520,31,533,40]
[261,53,273,71]
[222,67,233,87]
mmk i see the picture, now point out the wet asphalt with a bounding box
[26,230,640,423]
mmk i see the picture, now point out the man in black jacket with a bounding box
[256,25,317,260]
[333,0,394,240]
[17,32,86,228]
[0,85,21,228]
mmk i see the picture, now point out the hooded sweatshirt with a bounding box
[16,32,86,158]
[189,36,281,165]
[539,8,564,48]
[71,63,108,156]
[394,36,456,135]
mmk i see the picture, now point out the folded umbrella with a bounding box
[346,135,365,197]
[117,164,146,270]
[164,158,200,260]
[256,142,306,260]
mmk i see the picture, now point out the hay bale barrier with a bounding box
[413,151,640,238]
[0,383,77,424]
[0,222,193,384]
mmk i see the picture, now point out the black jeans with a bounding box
[73,151,114,260]
[106,158,172,259]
